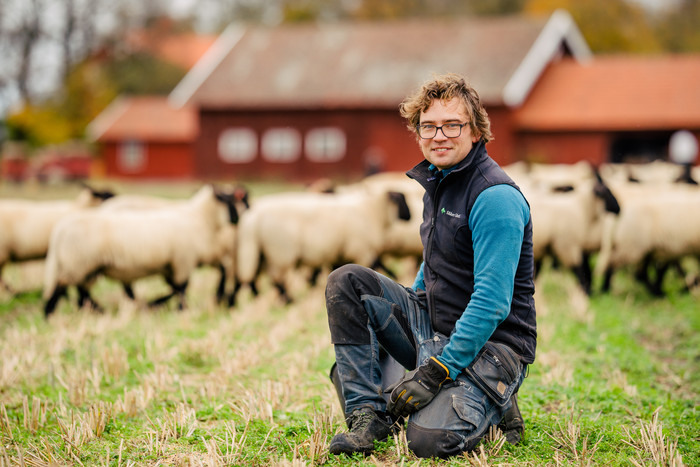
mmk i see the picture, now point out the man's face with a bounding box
[418,97,478,170]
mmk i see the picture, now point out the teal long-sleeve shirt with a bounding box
[412,183,530,380]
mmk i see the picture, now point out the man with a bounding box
[325,73,537,458]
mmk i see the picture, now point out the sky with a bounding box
[0,0,686,119]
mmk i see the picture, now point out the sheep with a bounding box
[523,168,620,294]
[232,186,410,304]
[348,172,424,277]
[503,160,595,191]
[595,182,700,296]
[599,160,692,185]
[0,185,114,293]
[97,185,249,304]
[43,185,241,316]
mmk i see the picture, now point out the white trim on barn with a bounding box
[86,96,131,141]
[169,24,247,109]
[502,9,592,107]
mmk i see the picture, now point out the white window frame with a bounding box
[305,127,346,163]
[262,128,302,163]
[218,128,258,163]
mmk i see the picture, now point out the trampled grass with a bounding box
[0,182,698,466]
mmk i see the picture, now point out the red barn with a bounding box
[169,11,591,182]
[87,96,198,180]
[513,55,700,165]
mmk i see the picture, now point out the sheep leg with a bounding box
[123,283,136,300]
[275,282,292,305]
[44,285,68,317]
[216,264,227,304]
[228,282,242,307]
[579,252,593,295]
[533,259,543,279]
[370,257,397,279]
[147,276,183,308]
[148,294,175,307]
[77,286,103,313]
[647,262,669,297]
[634,255,652,289]
[571,263,591,295]
[601,267,614,293]
[309,267,323,287]
[174,281,188,310]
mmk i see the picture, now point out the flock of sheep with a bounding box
[0,159,698,318]
[504,160,700,296]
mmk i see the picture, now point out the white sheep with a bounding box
[233,186,411,304]
[523,169,620,294]
[343,173,424,277]
[0,185,113,292]
[503,160,595,191]
[97,186,249,304]
[43,185,241,316]
[595,182,700,295]
[599,160,690,185]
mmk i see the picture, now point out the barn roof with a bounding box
[514,54,700,131]
[170,10,590,110]
[87,96,198,143]
[124,29,217,70]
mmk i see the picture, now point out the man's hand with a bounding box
[387,357,451,418]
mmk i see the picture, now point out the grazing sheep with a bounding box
[0,185,114,292]
[98,185,249,304]
[524,169,620,294]
[233,186,410,304]
[599,160,691,185]
[350,173,424,277]
[43,185,240,316]
[596,182,700,295]
[503,160,595,191]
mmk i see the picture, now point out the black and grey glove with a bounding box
[387,357,451,418]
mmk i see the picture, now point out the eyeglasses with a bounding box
[416,122,469,139]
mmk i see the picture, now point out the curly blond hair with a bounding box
[399,73,493,143]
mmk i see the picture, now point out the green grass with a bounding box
[0,181,698,466]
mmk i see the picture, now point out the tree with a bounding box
[524,0,663,53]
[657,0,700,52]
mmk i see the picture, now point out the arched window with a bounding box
[219,128,257,163]
[305,127,346,163]
[262,128,302,162]
[118,140,146,172]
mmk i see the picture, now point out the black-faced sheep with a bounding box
[232,187,410,304]
[0,186,113,293]
[43,185,241,316]
[97,185,249,304]
[596,182,700,296]
[524,169,620,294]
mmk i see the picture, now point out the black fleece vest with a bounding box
[407,141,537,364]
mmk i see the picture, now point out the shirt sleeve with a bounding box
[412,261,425,291]
[436,184,530,380]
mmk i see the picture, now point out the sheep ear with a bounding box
[593,181,621,215]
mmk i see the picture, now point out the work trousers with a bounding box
[326,264,524,458]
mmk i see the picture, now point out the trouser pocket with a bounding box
[464,341,523,407]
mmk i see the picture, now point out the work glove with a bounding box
[387,357,451,418]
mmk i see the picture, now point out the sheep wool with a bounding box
[43,185,236,315]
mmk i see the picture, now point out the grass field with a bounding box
[0,180,698,466]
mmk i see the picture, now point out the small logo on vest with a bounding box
[441,207,462,219]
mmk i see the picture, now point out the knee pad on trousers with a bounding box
[406,421,467,459]
[326,264,381,345]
